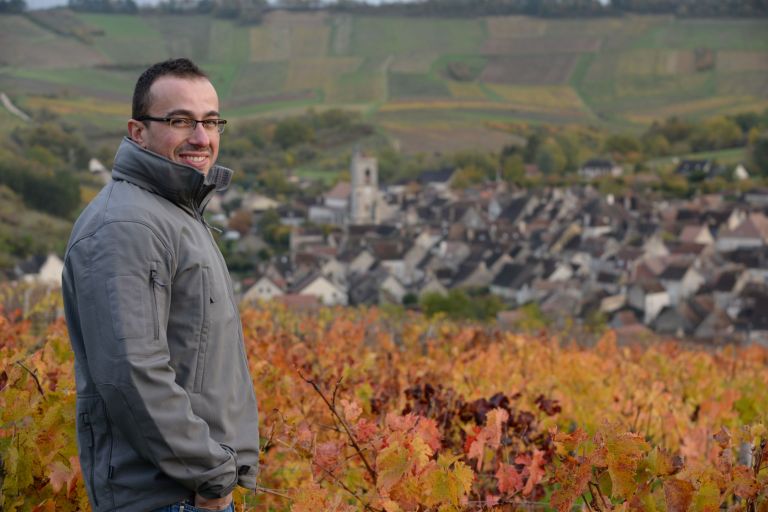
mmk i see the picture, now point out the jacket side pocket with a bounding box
[193,266,213,393]
[76,395,115,510]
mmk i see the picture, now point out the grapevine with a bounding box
[1,289,767,511]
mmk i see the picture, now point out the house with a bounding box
[734,164,750,181]
[595,270,622,295]
[733,286,768,345]
[343,248,376,276]
[600,294,627,315]
[290,226,326,253]
[242,274,285,304]
[579,158,623,179]
[292,272,347,306]
[19,253,64,286]
[89,157,110,185]
[274,294,321,313]
[542,260,574,282]
[627,278,670,324]
[658,262,704,304]
[369,239,409,279]
[452,260,494,289]
[418,167,456,196]
[278,203,307,227]
[539,286,583,321]
[709,267,743,309]
[321,257,348,288]
[242,193,280,213]
[679,225,714,246]
[652,303,701,338]
[675,159,714,178]
[490,263,537,304]
[309,181,351,225]
[716,212,768,252]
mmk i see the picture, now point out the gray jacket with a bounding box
[62,138,260,511]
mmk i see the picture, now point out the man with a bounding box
[62,58,260,512]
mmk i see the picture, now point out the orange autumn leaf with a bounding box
[550,455,592,512]
[664,478,694,512]
[340,398,362,423]
[601,426,649,500]
[516,448,547,496]
[731,465,760,499]
[467,408,509,470]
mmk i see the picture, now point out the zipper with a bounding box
[81,412,98,507]
[149,265,166,340]
[194,267,213,393]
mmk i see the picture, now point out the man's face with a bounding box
[128,76,220,175]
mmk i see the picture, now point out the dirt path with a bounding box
[0,92,32,122]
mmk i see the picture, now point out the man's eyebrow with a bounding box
[165,109,221,118]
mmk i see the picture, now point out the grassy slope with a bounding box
[1,11,766,150]
[0,185,74,266]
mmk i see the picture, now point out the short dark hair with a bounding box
[132,58,209,119]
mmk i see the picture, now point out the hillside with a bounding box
[1,10,767,153]
[0,185,73,273]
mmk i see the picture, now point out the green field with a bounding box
[1,10,767,152]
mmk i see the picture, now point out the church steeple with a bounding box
[349,149,380,225]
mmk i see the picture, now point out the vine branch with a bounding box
[298,370,378,483]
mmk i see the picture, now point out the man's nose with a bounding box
[188,122,211,146]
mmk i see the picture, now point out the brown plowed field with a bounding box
[481,54,579,85]
[482,36,602,55]
[717,51,768,72]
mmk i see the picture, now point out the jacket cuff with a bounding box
[195,450,238,499]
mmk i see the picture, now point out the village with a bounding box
[14,150,768,345]
[193,151,765,346]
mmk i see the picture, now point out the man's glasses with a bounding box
[137,116,227,134]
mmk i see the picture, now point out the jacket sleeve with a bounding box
[66,220,237,499]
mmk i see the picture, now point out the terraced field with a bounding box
[1,10,766,152]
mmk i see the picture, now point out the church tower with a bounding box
[349,149,380,225]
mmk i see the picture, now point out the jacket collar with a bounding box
[111,137,232,214]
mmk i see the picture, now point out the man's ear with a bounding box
[127,119,147,147]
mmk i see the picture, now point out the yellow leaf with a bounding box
[691,480,720,512]
[377,439,411,494]
[601,426,650,500]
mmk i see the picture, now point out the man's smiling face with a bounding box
[128,76,220,175]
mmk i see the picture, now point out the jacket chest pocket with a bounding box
[193,266,215,393]
[106,263,166,356]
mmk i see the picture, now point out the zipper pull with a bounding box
[150,269,167,288]
[202,216,223,234]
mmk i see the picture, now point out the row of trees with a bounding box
[212,106,768,208]
[0,0,24,13]
[4,0,758,18]
[2,123,87,218]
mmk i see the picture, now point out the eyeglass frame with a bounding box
[136,116,228,134]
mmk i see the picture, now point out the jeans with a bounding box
[150,498,235,512]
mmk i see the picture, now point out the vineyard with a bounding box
[1,289,768,511]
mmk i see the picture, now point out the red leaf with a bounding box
[495,463,524,494]
[519,449,547,496]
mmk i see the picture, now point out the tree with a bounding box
[750,132,768,176]
[501,154,525,184]
[227,209,253,236]
[0,0,25,12]
[257,208,290,252]
[690,117,743,152]
[420,289,503,322]
[273,119,315,149]
[641,132,671,157]
[604,134,641,157]
[535,139,566,175]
